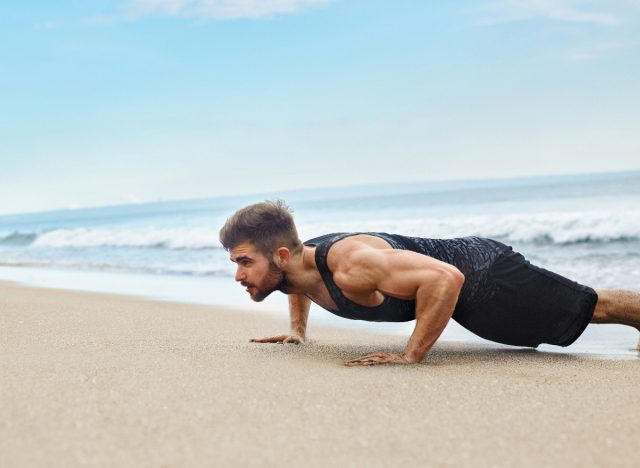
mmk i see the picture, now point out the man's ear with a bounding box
[274,247,290,267]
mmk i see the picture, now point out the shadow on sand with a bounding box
[250,338,620,367]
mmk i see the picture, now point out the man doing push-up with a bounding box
[219,200,640,366]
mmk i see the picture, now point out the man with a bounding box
[219,200,640,366]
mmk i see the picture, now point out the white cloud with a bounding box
[122,0,333,20]
[477,0,620,25]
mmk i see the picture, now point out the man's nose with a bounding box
[235,267,245,282]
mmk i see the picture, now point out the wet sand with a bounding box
[1,280,639,467]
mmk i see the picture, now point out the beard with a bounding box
[248,262,291,302]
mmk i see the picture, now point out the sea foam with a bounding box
[29,227,219,250]
[2,208,637,250]
[300,209,640,245]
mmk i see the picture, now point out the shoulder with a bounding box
[326,236,391,291]
[327,235,390,268]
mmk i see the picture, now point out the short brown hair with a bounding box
[219,200,302,257]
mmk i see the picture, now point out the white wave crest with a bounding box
[299,209,640,245]
[31,227,219,249]
[25,209,640,251]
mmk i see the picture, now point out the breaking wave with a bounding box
[1,227,221,250]
[1,209,639,251]
[301,209,640,245]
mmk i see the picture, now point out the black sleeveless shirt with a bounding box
[303,232,509,322]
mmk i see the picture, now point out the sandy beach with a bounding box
[1,280,639,467]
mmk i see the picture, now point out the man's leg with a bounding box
[592,289,640,350]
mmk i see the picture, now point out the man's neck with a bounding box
[280,245,322,295]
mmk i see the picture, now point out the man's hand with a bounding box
[250,334,304,344]
[344,352,414,366]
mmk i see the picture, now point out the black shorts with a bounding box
[453,247,598,348]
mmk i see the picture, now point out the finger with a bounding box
[345,356,371,365]
[345,359,384,366]
[250,336,284,343]
[345,357,385,366]
[345,355,374,363]
[345,353,399,366]
[362,356,406,365]
[364,352,388,359]
[345,352,387,363]
[345,361,369,366]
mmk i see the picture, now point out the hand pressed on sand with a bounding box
[250,335,304,344]
[344,352,414,366]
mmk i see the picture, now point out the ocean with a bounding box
[2,171,639,357]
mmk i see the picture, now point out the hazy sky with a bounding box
[2,0,639,214]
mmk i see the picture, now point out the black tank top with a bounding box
[303,233,509,322]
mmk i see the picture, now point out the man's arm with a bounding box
[331,244,464,366]
[250,293,310,344]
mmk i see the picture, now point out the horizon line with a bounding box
[2,167,639,218]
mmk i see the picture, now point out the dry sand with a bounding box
[1,280,639,468]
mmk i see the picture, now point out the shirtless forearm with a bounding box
[402,282,460,363]
[288,293,310,339]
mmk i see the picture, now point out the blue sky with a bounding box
[2,0,639,214]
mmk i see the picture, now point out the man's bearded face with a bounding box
[231,242,290,302]
[245,261,287,302]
